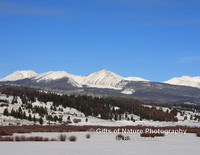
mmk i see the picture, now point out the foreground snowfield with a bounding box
[1,132,200,155]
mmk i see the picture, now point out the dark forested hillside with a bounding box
[0,85,178,121]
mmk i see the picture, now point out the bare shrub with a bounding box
[43,137,49,141]
[116,134,124,140]
[34,136,44,141]
[0,130,13,136]
[69,136,77,142]
[5,136,14,141]
[16,129,27,134]
[115,134,130,140]
[196,132,200,137]
[15,135,26,141]
[25,137,34,141]
[26,136,42,141]
[0,136,14,141]
[50,138,57,141]
[124,136,130,140]
[86,134,90,139]
[78,127,87,132]
[15,136,48,141]
[140,133,164,137]
[15,136,20,141]
[140,133,155,138]
[153,133,165,137]
[20,135,26,141]
[59,134,67,141]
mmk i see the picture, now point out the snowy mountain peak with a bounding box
[164,75,200,88]
[0,70,37,82]
[0,69,153,90]
[32,71,83,88]
[32,71,70,82]
[80,69,124,89]
[98,68,110,72]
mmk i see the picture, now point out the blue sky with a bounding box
[0,0,200,81]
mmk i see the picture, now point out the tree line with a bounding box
[0,85,178,121]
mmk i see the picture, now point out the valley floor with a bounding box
[1,132,200,155]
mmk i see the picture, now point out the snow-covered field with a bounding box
[1,91,200,155]
[1,132,200,155]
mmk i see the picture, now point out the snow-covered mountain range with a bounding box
[164,75,200,89]
[1,69,200,89]
[1,69,200,104]
[0,69,148,90]
[0,70,37,82]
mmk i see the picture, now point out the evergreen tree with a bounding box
[3,108,9,116]
[125,113,128,119]
[174,117,178,122]
[33,115,36,123]
[131,115,134,121]
[11,108,15,116]
[119,115,121,121]
[67,116,70,121]
[39,117,43,125]
[23,111,27,119]
[46,115,53,121]
[109,113,113,120]
[18,107,22,113]
[53,106,57,111]
[53,115,58,122]
[184,116,187,120]
[17,110,22,119]
[58,117,63,123]
[28,114,32,121]
[114,114,118,121]
[112,106,115,114]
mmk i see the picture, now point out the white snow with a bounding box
[32,71,82,87]
[0,69,150,90]
[1,93,200,127]
[32,71,68,82]
[121,88,135,95]
[0,70,37,82]
[79,69,124,90]
[2,69,200,92]
[1,132,199,155]
[164,75,200,88]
